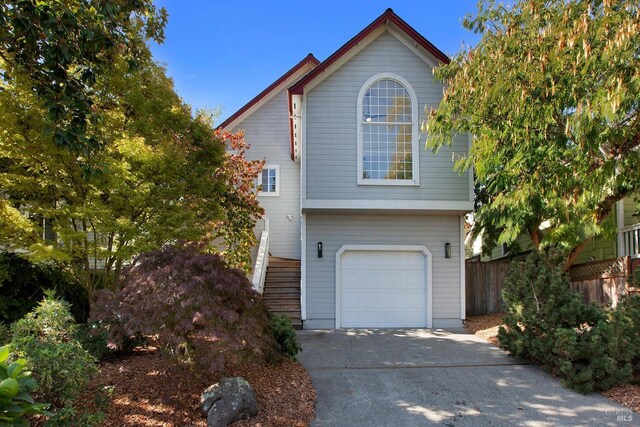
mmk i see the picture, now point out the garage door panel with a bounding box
[341,271,423,291]
[339,249,427,328]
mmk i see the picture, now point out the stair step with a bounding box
[265,305,301,312]
[263,286,300,292]
[264,282,300,287]
[264,297,300,304]
[264,294,300,299]
[263,291,300,297]
[263,258,301,326]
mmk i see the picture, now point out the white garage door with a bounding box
[339,249,427,328]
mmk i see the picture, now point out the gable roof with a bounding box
[218,53,319,130]
[289,8,450,96]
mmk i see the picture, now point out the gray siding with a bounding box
[233,90,300,259]
[305,30,470,201]
[304,213,462,329]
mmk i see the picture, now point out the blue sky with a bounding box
[149,1,481,124]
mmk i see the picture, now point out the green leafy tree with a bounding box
[0,0,167,153]
[0,53,226,299]
[426,0,640,269]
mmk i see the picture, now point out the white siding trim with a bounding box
[257,164,280,197]
[468,133,474,202]
[303,199,474,212]
[300,94,307,320]
[302,96,307,201]
[291,94,303,162]
[617,199,625,257]
[460,215,466,320]
[356,72,420,187]
[301,213,307,320]
[335,244,433,329]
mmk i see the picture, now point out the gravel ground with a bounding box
[35,347,316,426]
[464,313,640,415]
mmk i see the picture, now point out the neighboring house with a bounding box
[220,9,473,329]
[468,196,640,265]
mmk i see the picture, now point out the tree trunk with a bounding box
[530,227,542,249]
[563,238,591,272]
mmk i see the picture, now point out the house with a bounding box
[469,196,640,266]
[220,9,473,329]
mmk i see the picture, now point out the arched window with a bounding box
[357,73,419,185]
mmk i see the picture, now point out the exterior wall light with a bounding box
[445,242,451,258]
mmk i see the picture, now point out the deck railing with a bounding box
[621,223,640,259]
[251,230,269,293]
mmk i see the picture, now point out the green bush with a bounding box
[43,404,105,427]
[74,323,112,361]
[269,315,302,360]
[0,323,10,346]
[11,293,97,407]
[0,344,51,426]
[498,249,640,393]
[0,252,89,324]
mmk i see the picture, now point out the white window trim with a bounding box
[356,72,420,186]
[258,164,280,197]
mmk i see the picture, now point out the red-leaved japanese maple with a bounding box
[91,243,276,371]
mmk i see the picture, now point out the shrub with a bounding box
[498,249,639,393]
[43,404,105,427]
[91,244,278,372]
[0,323,10,346]
[11,293,97,407]
[269,315,302,360]
[0,345,51,425]
[0,252,89,324]
[74,323,112,361]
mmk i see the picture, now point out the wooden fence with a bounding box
[465,256,632,316]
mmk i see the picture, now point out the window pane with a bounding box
[362,80,412,123]
[362,122,413,180]
[361,79,413,181]
[260,168,277,192]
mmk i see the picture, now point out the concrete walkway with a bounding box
[298,329,634,427]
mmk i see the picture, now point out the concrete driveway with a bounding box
[298,329,634,427]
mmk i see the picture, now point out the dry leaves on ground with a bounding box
[463,314,505,345]
[34,347,315,426]
[602,384,640,414]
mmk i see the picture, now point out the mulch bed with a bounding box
[464,313,640,414]
[35,347,316,426]
[602,384,640,413]
[463,313,505,345]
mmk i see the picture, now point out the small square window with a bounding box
[258,164,280,197]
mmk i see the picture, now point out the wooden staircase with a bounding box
[262,257,302,329]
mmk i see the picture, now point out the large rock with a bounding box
[200,377,258,427]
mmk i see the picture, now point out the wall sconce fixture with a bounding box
[444,242,451,258]
[317,242,323,258]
